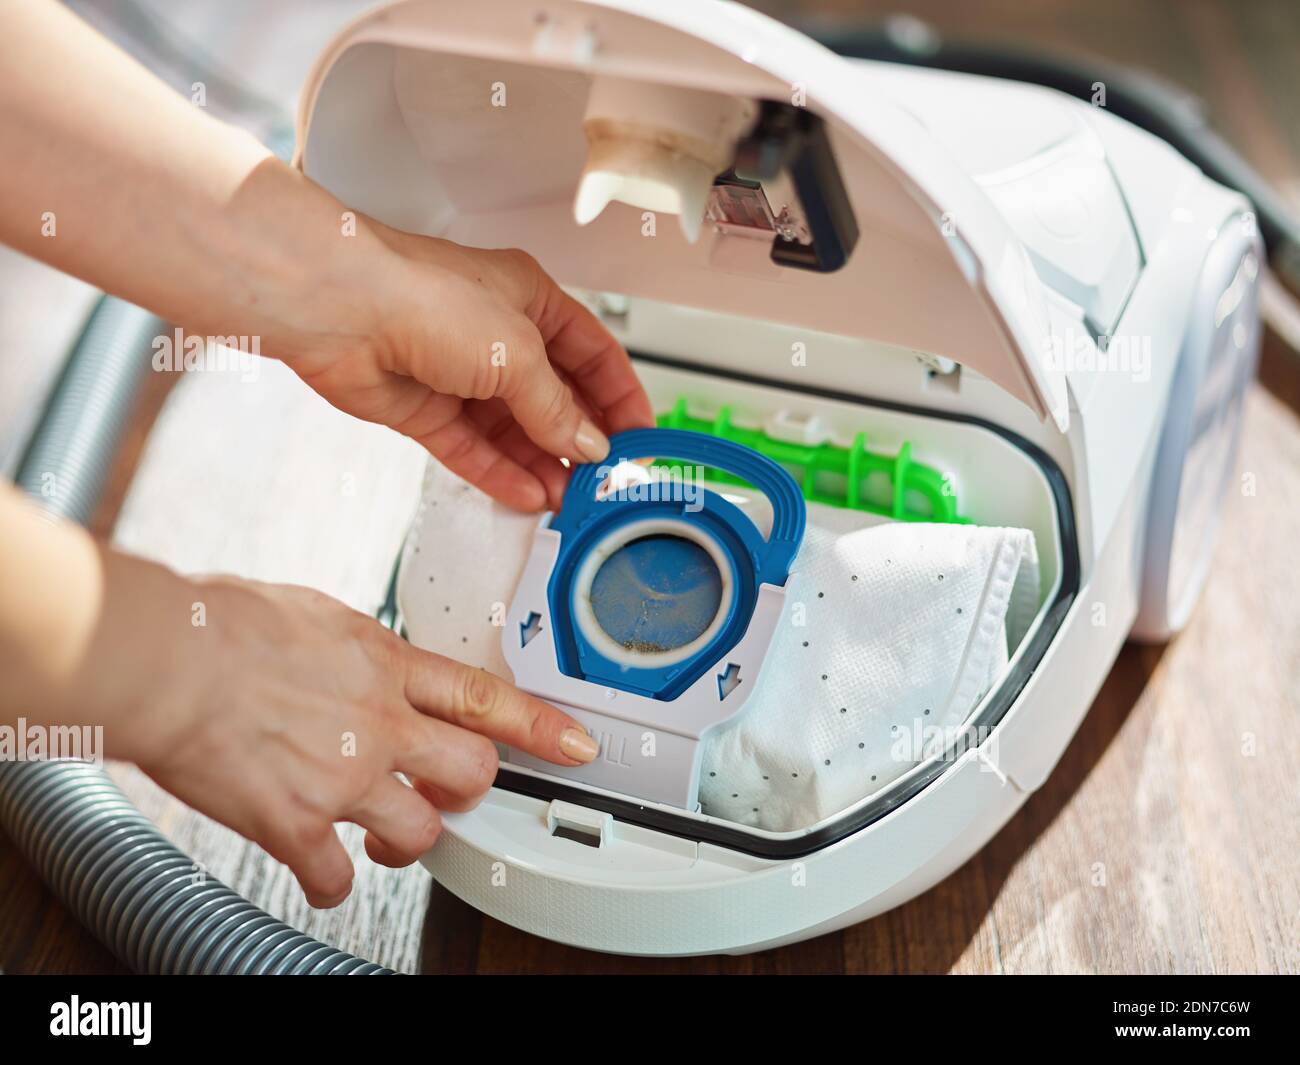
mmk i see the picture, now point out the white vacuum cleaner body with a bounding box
[295,0,1261,954]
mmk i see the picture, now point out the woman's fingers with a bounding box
[259,816,355,909]
[402,648,598,766]
[463,404,571,508]
[541,288,657,436]
[417,406,548,511]
[495,316,611,466]
[491,252,655,448]
[363,831,415,869]
[505,250,655,437]
[410,776,483,815]
[391,712,500,806]
[361,779,481,866]
[347,774,442,868]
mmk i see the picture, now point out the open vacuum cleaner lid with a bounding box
[295,0,1069,430]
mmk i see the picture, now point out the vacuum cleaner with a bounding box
[1,0,1269,967]
[291,0,1262,954]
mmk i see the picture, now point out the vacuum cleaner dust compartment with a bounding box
[391,323,1071,850]
[295,2,1076,854]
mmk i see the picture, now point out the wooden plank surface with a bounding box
[2,0,1299,974]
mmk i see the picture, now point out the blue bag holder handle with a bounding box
[553,428,806,583]
[543,428,806,704]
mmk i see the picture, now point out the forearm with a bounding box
[0,0,387,361]
[0,483,201,762]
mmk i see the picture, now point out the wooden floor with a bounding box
[2,0,1299,974]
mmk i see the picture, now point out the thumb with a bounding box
[497,320,611,465]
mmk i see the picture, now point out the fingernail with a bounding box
[560,726,599,763]
[574,419,609,463]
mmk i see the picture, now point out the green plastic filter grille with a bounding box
[656,398,965,524]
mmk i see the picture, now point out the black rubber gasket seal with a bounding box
[396,351,1082,861]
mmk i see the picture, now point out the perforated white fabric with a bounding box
[697,521,1037,830]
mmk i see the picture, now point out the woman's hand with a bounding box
[124,570,600,909]
[0,3,643,907]
[0,485,598,908]
[279,227,655,512]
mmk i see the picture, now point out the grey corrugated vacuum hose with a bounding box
[1,296,393,974]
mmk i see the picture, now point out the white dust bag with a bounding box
[697,521,1038,830]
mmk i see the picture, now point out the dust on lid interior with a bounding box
[294,0,1068,430]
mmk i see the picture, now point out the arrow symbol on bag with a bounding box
[717,662,742,700]
[519,611,543,648]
